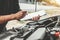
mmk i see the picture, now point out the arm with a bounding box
[0,14,16,24]
[0,11,27,24]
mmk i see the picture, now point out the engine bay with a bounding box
[0,15,60,40]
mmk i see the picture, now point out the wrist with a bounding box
[10,14,17,20]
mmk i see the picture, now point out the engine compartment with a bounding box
[0,15,60,40]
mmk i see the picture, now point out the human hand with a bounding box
[32,15,40,21]
[15,11,27,19]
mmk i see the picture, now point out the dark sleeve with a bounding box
[0,0,21,15]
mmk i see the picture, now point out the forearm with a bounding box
[0,14,16,24]
[0,11,27,24]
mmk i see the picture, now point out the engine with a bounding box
[0,15,60,40]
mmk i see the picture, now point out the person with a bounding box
[0,0,40,33]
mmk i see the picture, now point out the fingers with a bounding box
[22,11,27,16]
[15,11,27,19]
[19,11,27,15]
[20,11,27,18]
[32,15,40,21]
[20,11,27,13]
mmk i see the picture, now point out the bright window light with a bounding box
[55,0,60,4]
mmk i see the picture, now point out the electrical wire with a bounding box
[45,21,57,28]
[54,16,60,27]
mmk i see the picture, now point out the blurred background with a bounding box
[19,0,60,6]
[19,0,60,13]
